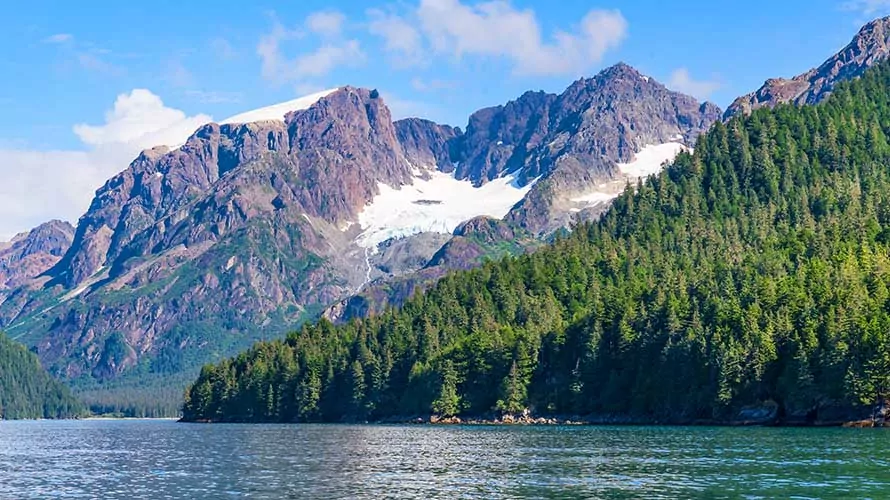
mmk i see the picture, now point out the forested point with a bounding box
[183,61,890,425]
[0,332,84,419]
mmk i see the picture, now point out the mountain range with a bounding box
[4,16,890,415]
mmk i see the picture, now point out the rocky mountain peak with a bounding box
[725,16,890,118]
[0,220,74,292]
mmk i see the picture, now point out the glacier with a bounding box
[356,169,533,251]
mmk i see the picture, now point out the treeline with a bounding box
[184,61,890,423]
[75,378,188,418]
[0,332,84,419]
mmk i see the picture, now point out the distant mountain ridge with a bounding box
[0,64,719,414]
[0,220,73,295]
[725,16,890,118]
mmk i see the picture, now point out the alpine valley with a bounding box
[5,16,890,422]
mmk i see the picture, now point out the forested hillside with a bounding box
[0,333,83,419]
[183,61,890,424]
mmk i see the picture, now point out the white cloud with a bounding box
[306,11,346,38]
[73,89,210,147]
[367,8,425,65]
[0,90,210,240]
[294,40,365,78]
[76,52,123,76]
[164,59,196,88]
[410,77,457,91]
[184,90,243,104]
[413,0,627,76]
[667,68,721,100]
[258,12,364,84]
[842,0,890,14]
[380,92,440,121]
[257,18,302,83]
[210,37,239,60]
[43,33,73,44]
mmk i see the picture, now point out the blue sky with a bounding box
[0,0,888,237]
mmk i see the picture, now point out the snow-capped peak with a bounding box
[220,88,339,125]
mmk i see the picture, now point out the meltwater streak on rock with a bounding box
[0,421,888,499]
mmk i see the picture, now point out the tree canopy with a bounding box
[184,61,890,424]
[0,332,84,419]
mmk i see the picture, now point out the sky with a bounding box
[0,0,888,239]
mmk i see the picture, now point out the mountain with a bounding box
[184,60,890,426]
[726,16,890,117]
[0,220,73,294]
[0,331,83,419]
[325,63,720,322]
[0,65,718,415]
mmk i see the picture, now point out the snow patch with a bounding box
[220,88,339,125]
[357,170,533,251]
[617,142,688,178]
[571,190,620,206]
[571,141,690,209]
[61,266,107,302]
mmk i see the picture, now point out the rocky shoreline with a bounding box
[373,401,890,428]
[182,400,890,427]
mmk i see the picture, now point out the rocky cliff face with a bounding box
[726,16,890,117]
[0,220,74,293]
[500,63,720,233]
[1,67,719,403]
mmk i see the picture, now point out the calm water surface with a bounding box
[0,420,887,499]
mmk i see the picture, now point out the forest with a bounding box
[183,61,890,424]
[0,332,84,419]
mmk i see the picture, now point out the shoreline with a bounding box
[181,412,890,428]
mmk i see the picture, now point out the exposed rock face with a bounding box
[392,63,719,234]
[500,63,719,233]
[395,118,461,170]
[51,121,289,289]
[1,66,719,395]
[449,64,719,191]
[726,16,890,118]
[0,220,74,293]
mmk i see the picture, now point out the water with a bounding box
[0,421,887,499]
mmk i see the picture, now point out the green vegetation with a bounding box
[184,62,890,423]
[0,332,83,419]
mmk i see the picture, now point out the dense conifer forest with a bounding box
[183,62,890,424]
[0,333,83,419]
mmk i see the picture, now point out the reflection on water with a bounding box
[0,420,887,499]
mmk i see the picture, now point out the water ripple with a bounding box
[0,421,888,499]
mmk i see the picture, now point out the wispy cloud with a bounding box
[43,33,73,44]
[210,37,239,60]
[367,8,425,67]
[306,11,346,38]
[164,59,196,88]
[184,90,243,104]
[257,11,365,86]
[667,68,722,101]
[365,1,627,76]
[410,77,458,91]
[841,0,890,14]
[76,52,124,76]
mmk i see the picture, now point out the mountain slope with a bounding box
[185,60,890,425]
[0,67,718,415]
[0,220,73,294]
[0,332,83,419]
[726,16,890,117]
